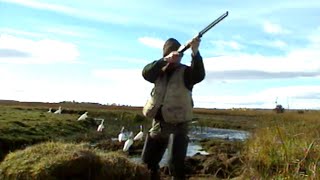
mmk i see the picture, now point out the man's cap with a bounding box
[163,38,181,57]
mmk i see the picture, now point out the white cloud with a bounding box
[1,0,76,14]
[271,40,287,48]
[0,67,149,105]
[0,67,35,98]
[0,0,160,28]
[308,26,320,46]
[92,69,142,83]
[138,37,164,49]
[0,67,12,78]
[211,40,243,50]
[45,28,87,38]
[202,36,320,80]
[91,68,153,104]
[0,28,43,38]
[1,65,319,109]
[0,34,80,64]
[102,56,149,65]
[263,21,291,34]
[252,40,288,49]
[257,86,320,99]
[0,79,99,104]
[194,85,320,109]
[204,46,320,74]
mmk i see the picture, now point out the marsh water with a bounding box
[189,126,249,141]
[131,127,249,166]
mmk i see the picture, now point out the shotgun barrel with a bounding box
[162,11,229,71]
[178,11,229,54]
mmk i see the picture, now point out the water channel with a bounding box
[131,127,249,167]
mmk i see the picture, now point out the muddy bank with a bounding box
[92,137,245,179]
[160,139,245,179]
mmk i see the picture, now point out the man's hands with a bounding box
[164,51,182,64]
[190,37,201,56]
[164,37,201,65]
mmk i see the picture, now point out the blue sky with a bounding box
[0,0,319,109]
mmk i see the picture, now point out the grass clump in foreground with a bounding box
[0,106,150,161]
[0,142,150,180]
[243,111,320,179]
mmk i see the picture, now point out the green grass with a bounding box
[0,105,150,161]
[192,109,320,179]
[243,111,320,179]
[193,108,269,131]
[0,141,149,180]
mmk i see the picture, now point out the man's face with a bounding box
[163,38,181,57]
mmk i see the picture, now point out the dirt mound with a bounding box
[0,142,150,180]
[160,139,245,179]
[160,153,243,179]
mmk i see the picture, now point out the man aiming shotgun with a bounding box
[141,11,228,180]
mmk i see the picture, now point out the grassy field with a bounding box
[0,100,319,179]
[243,110,320,179]
[0,102,150,161]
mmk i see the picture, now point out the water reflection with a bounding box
[131,127,249,167]
[189,126,249,141]
[131,141,205,167]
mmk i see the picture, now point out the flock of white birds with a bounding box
[47,106,144,152]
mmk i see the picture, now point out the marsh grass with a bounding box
[189,109,320,179]
[244,111,320,179]
[0,105,150,161]
[0,141,149,180]
[193,108,268,131]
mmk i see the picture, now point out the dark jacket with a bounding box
[142,52,205,91]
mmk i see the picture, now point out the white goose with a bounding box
[54,106,62,114]
[123,132,134,152]
[97,119,104,132]
[77,112,88,121]
[133,125,144,141]
[118,126,126,142]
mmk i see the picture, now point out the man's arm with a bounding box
[184,51,205,90]
[142,58,167,83]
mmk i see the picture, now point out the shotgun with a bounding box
[162,11,229,71]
